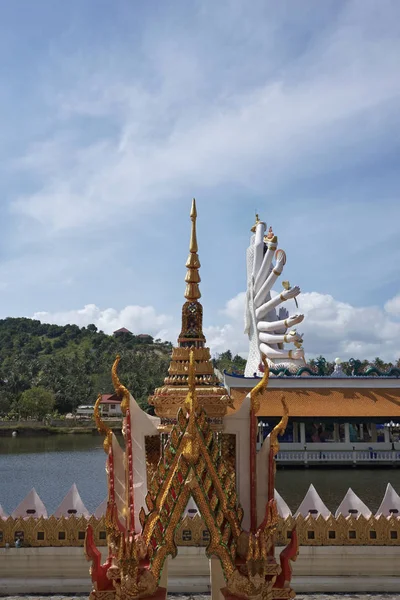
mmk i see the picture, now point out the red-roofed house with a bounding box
[100,394,122,416]
[113,327,132,337]
[137,333,154,343]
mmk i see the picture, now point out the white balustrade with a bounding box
[276,449,398,464]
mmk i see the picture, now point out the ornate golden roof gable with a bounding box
[141,351,244,583]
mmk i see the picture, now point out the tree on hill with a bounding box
[213,351,246,374]
[18,387,55,421]
[0,317,398,419]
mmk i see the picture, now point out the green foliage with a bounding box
[18,387,55,420]
[213,350,246,374]
[3,316,396,421]
[0,318,174,416]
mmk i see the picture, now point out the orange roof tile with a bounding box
[229,388,400,418]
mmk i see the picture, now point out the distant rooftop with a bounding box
[113,327,132,335]
[100,393,120,404]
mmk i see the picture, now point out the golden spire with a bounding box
[189,198,198,253]
[149,198,231,432]
[184,198,201,301]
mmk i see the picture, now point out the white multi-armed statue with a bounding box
[244,216,306,376]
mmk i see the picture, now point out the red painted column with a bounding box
[125,407,135,532]
[249,408,257,533]
[268,444,276,557]
[268,444,275,503]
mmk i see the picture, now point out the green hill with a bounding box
[1,317,397,420]
[0,317,173,416]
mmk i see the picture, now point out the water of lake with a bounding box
[1,435,400,515]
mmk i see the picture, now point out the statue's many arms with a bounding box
[244,217,306,377]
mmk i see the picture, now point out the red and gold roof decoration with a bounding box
[149,199,232,429]
[88,349,296,600]
[229,387,400,418]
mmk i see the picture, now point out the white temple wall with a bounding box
[223,394,251,531]
[2,546,400,594]
[129,395,160,531]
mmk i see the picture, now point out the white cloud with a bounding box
[210,291,400,363]
[30,289,400,363]
[204,323,244,358]
[221,292,246,322]
[385,294,400,317]
[33,303,174,339]
[299,292,400,361]
[9,1,400,233]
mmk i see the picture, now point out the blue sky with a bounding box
[0,0,399,361]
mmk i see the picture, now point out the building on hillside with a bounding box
[99,394,122,417]
[137,334,154,343]
[75,405,95,418]
[113,327,132,337]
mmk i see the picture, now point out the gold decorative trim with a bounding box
[270,394,289,458]
[276,514,400,546]
[94,394,112,454]
[249,354,270,414]
[0,516,107,547]
[250,213,260,233]
[1,513,400,548]
[111,354,130,415]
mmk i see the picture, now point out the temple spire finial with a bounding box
[184,198,201,301]
[189,198,198,253]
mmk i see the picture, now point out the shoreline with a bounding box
[0,423,122,436]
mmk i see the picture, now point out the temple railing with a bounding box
[1,513,400,548]
[277,450,400,464]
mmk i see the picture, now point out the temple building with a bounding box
[225,371,400,462]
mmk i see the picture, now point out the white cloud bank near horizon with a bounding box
[33,290,400,363]
[33,304,174,342]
